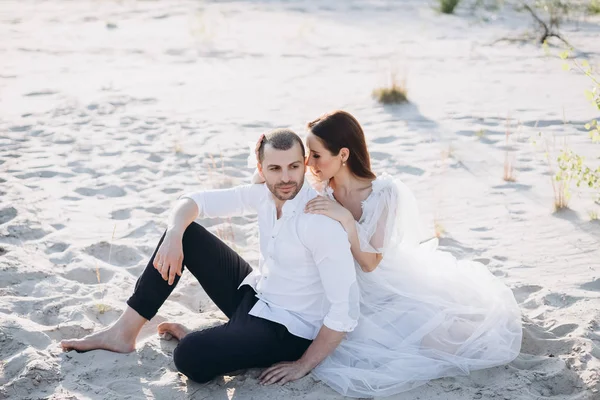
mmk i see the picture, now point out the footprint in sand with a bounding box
[542,293,582,308]
[145,206,167,215]
[5,224,50,241]
[550,323,579,337]
[15,170,74,179]
[512,284,543,304]
[580,278,600,292]
[0,207,17,225]
[8,124,31,132]
[147,154,163,163]
[84,242,142,266]
[123,222,162,239]
[63,266,115,285]
[45,242,69,254]
[372,136,399,144]
[111,208,131,220]
[75,185,126,198]
[24,89,58,96]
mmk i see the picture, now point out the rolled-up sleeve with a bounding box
[304,215,359,333]
[180,184,266,218]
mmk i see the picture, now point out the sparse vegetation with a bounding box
[504,117,517,182]
[439,0,461,14]
[589,0,600,14]
[545,136,571,210]
[96,303,111,314]
[434,220,446,238]
[372,72,408,105]
[554,49,600,205]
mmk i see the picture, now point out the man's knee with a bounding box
[182,222,210,244]
[173,335,217,383]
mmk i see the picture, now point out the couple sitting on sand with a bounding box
[61,110,522,398]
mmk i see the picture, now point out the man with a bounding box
[61,128,359,386]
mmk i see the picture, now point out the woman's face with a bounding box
[305,132,342,181]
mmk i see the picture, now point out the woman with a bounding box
[255,110,522,398]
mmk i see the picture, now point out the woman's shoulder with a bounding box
[371,173,397,194]
[366,173,401,205]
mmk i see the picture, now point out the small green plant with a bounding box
[439,0,461,14]
[373,72,408,104]
[434,220,446,238]
[554,49,600,204]
[588,0,600,15]
[557,149,600,202]
[545,137,571,210]
[96,303,111,314]
[589,209,599,220]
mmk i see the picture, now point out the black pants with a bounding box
[126,222,311,383]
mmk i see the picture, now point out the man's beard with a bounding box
[267,178,304,201]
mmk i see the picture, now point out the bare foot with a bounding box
[157,322,190,341]
[60,327,136,353]
[60,306,145,353]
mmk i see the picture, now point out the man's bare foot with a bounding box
[157,322,190,341]
[60,306,145,353]
[60,327,136,353]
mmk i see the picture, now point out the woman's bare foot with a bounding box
[60,306,145,353]
[157,322,190,341]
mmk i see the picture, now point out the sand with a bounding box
[1,0,599,399]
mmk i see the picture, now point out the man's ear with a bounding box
[257,162,265,178]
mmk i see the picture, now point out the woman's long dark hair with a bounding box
[307,110,376,180]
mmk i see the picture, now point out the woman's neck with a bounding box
[330,169,372,196]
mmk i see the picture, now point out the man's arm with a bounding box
[155,184,265,285]
[260,215,359,385]
[181,183,266,219]
[259,325,344,385]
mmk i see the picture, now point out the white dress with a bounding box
[311,174,523,398]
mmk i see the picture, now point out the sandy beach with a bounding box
[1,0,599,399]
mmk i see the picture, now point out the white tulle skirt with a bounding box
[312,243,523,398]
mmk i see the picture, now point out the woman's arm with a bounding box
[304,197,383,273]
[340,215,383,272]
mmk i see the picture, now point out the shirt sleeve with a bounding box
[180,183,266,218]
[302,215,359,333]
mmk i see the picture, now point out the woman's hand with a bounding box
[251,134,266,184]
[153,230,184,285]
[251,168,265,184]
[305,196,354,225]
[258,360,312,386]
[255,133,265,163]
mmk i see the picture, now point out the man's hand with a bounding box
[153,230,184,285]
[258,360,311,386]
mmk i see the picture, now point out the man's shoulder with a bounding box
[297,211,346,237]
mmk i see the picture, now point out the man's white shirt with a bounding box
[181,182,359,340]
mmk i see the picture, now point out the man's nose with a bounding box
[281,169,291,182]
